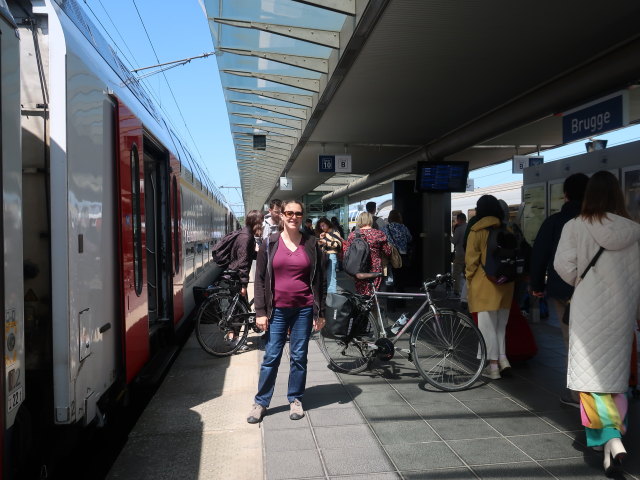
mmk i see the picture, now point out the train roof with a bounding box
[52,0,231,213]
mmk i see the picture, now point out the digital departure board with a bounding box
[415,161,469,193]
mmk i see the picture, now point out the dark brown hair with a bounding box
[245,210,264,236]
[315,217,332,235]
[388,210,403,224]
[581,170,630,223]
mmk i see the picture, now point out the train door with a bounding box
[142,139,172,328]
[169,156,183,325]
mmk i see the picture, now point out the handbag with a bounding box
[389,244,402,268]
[562,246,604,325]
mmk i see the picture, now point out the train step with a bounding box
[135,345,180,387]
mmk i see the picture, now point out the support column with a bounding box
[421,193,451,280]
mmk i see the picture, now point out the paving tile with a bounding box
[264,428,316,452]
[329,473,400,480]
[471,461,554,479]
[482,411,559,436]
[321,444,395,476]
[539,457,617,479]
[448,437,530,465]
[507,432,590,460]
[461,397,529,418]
[266,449,324,480]
[343,383,395,394]
[450,385,506,401]
[411,401,474,421]
[314,424,379,450]
[353,390,409,406]
[359,403,422,422]
[536,409,581,432]
[426,417,499,440]
[384,442,463,470]
[396,388,461,405]
[308,406,366,426]
[370,420,439,444]
[401,467,477,479]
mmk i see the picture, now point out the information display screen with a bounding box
[415,161,469,193]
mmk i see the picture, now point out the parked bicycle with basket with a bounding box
[320,272,487,391]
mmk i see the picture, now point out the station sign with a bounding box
[512,155,543,174]
[318,154,352,173]
[279,176,292,191]
[562,92,628,144]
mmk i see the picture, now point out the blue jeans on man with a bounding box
[254,306,314,407]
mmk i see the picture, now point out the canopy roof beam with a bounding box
[213,17,340,49]
[231,112,303,129]
[290,0,356,16]
[232,132,298,145]
[218,47,329,74]
[230,100,308,120]
[223,70,320,93]
[237,148,289,161]
[227,87,314,108]
[233,123,300,137]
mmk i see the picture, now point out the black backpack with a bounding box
[211,228,243,265]
[343,231,370,276]
[509,222,532,276]
[482,225,517,285]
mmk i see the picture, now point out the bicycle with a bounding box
[320,273,487,391]
[195,270,258,356]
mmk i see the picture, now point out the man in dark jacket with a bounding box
[530,172,588,407]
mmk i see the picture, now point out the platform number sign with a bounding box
[318,154,352,173]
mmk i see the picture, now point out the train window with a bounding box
[131,145,143,296]
[172,177,180,274]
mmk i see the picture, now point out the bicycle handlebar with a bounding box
[422,273,452,291]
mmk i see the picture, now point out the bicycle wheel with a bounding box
[320,312,380,374]
[195,293,250,356]
[410,309,486,391]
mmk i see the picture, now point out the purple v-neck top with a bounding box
[273,237,314,308]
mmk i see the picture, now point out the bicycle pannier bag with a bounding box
[322,292,361,340]
[343,231,370,276]
[481,226,517,285]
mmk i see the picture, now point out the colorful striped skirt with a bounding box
[580,392,628,447]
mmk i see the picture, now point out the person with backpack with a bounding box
[465,195,515,380]
[247,200,326,424]
[382,210,412,291]
[366,201,387,230]
[343,212,392,295]
[211,210,264,295]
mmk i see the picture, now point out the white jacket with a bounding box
[554,213,640,393]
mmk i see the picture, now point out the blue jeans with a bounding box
[254,306,314,407]
[327,253,337,293]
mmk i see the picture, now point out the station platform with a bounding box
[107,281,640,480]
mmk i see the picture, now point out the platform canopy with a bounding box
[204,0,640,211]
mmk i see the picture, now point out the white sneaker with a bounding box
[482,366,501,380]
[499,358,511,373]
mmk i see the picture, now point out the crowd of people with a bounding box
[451,171,640,473]
[209,178,639,475]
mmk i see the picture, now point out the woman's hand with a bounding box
[256,316,269,331]
[313,317,326,332]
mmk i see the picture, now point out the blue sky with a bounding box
[80,0,243,213]
[81,1,640,214]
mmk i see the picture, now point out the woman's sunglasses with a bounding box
[283,210,303,218]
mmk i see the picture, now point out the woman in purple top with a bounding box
[247,200,326,423]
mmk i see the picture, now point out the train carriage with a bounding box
[3,0,233,477]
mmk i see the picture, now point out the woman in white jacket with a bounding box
[554,171,640,475]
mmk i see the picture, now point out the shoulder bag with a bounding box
[562,246,605,325]
[385,227,403,269]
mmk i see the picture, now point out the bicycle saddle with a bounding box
[355,272,383,280]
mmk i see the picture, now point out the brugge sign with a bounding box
[562,92,628,144]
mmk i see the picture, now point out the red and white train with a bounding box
[1,1,235,477]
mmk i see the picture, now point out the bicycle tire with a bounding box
[195,292,250,356]
[320,312,380,374]
[410,309,486,391]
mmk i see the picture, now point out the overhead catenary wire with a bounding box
[130,0,220,198]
